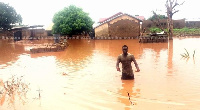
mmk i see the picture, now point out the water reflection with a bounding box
[56,40,95,72]
[94,40,169,61]
[167,40,174,74]
[94,40,142,58]
[0,40,26,68]
[140,42,168,62]
[118,80,140,110]
[29,40,95,74]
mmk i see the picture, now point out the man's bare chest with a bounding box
[121,56,132,63]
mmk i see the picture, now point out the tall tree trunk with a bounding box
[166,0,174,40]
[166,0,184,40]
[167,17,173,40]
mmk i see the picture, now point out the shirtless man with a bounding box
[116,45,140,80]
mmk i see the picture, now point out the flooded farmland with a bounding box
[0,37,200,110]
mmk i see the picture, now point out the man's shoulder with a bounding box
[117,54,123,58]
[118,54,123,57]
[128,53,134,56]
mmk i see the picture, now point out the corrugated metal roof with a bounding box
[11,25,44,30]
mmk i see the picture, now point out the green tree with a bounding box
[148,14,167,20]
[0,2,22,31]
[148,11,168,34]
[52,5,94,36]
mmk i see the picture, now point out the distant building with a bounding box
[0,25,46,40]
[11,25,45,40]
[134,15,145,21]
[94,12,143,38]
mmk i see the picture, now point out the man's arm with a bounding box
[116,56,121,72]
[132,55,140,72]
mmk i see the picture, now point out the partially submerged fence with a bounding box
[139,34,168,43]
[0,36,138,40]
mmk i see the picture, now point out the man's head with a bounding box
[122,45,128,55]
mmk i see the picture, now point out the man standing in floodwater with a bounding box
[116,45,140,80]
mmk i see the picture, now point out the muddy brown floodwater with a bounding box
[0,37,200,110]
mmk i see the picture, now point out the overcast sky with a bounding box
[0,0,199,28]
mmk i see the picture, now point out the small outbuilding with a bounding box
[94,12,143,39]
[11,25,44,41]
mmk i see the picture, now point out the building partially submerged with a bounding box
[94,12,143,39]
[7,25,45,41]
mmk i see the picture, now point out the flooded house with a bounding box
[0,25,46,41]
[94,12,143,39]
[12,25,45,41]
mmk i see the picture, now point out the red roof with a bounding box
[99,18,107,23]
[95,12,143,28]
[98,12,123,23]
[135,16,145,21]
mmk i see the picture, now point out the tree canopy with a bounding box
[0,2,22,31]
[52,5,94,36]
[148,14,168,21]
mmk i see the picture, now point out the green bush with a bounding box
[149,27,162,33]
[173,27,200,35]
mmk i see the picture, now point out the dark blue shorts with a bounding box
[121,73,134,80]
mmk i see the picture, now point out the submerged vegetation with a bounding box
[193,50,196,58]
[181,48,190,58]
[0,75,29,106]
[180,48,196,59]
